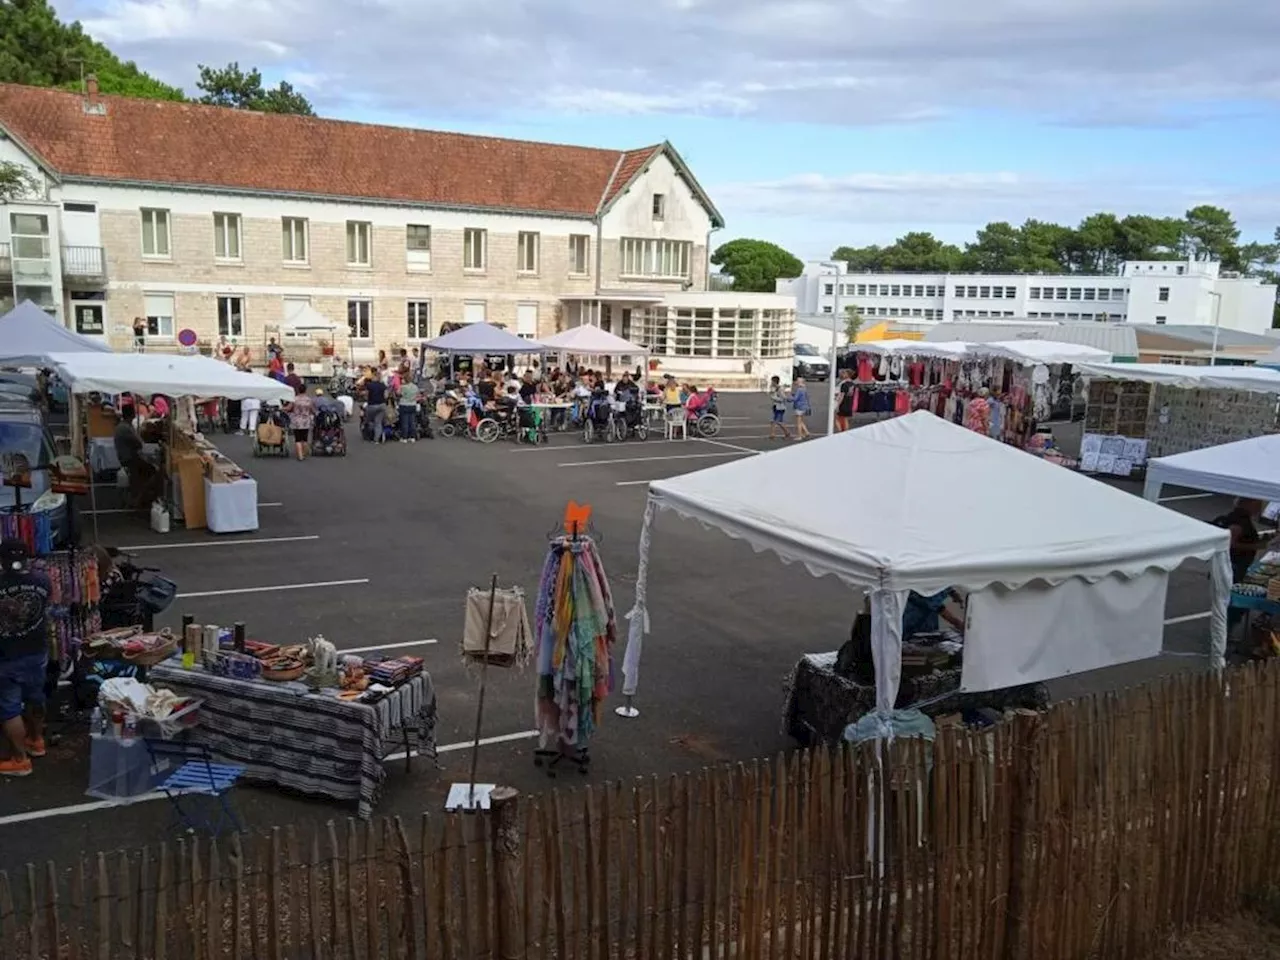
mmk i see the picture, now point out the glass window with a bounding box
[620,238,692,279]
[1056,287,1068,300]
[652,194,666,220]
[517,231,540,274]
[954,286,964,297]
[347,299,371,339]
[216,295,244,337]
[406,225,431,270]
[1097,289,1110,301]
[992,286,1004,298]
[1083,288,1095,300]
[213,213,241,260]
[913,285,924,297]
[569,235,590,275]
[823,284,833,296]
[463,228,487,270]
[1112,288,1125,299]
[144,293,174,338]
[1029,287,1040,299]
[406,300,431,339]
[856,284,867,295]
[346,221,372,265]
[1158,286,1170,302]
[979,286,991,298]
[1069,288,1081,300]
[967,286,978,298]
[282,218,308,263]
[890,285,901,296]
[141,208,170,257]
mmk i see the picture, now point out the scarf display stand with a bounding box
[445,573,499,812]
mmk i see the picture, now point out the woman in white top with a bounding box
[239,397,262,434]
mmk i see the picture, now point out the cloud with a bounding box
[61,0,1280,125]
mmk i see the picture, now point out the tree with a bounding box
[1182,205,1239,265]
[0,0,184,100]
[1074,213,1123,274]
[0,160,40,201]
[196,62,314,115]
[831,244,886,272]
[1117,215,1184,262]
[963,221,1021,273]
[843,305,864,343]
[710,238,803,293]
[876,232,965,273]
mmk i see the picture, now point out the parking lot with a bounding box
[0,390,1229,867]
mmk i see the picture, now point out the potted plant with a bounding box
[318,338,335,357]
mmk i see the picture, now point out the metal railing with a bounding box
[61,245,106,279]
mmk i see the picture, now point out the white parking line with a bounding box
[84,502,282,515]
[1158,493,1215,503]
[559,451,750,468]
[177,578,369,599]
[616,479,652,487]
[341,638,440,654]
[698,438,762,455]
[513,437,691,454]
[0,729,538,827]
[120,535,319,552]
[1164,611,1211,625]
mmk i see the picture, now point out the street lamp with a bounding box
[1208,291,1222,366]
[818,260,842,434]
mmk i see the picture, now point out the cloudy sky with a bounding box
[63,0,1280,260]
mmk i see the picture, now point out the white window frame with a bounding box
[144,292,175,340]
[517,231,540,275]
[619,238,692,279]
[213,212,241,261]
[652,193,666,220]
[282,217,309,264]
[141,208,171,259]
[569,234,590,276]
[463,228,487,271]
[216,295,244,338]
[346,220,372,267]
[1157,286,1170,302]
[347,298,372,340]
[406,300,432,339]
[406,225,432,271]
[463,300,487,324]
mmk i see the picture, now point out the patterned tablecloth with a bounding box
[149,663,437,819]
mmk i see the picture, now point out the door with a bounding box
[70,301,106,343]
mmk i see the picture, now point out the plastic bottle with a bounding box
[122,714,137,745]
[90,706,103,737]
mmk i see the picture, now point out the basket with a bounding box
[121,631,179,667]
[261,657,306,682]
[1267,577,1280,602]
[256,422,284,446]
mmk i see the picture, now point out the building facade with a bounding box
[779,258,1277,335]
[0,82,794,383]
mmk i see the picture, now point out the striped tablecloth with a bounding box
[149,663,436,819]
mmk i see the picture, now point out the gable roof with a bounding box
[597,141,725,228]
[0,83,720,223]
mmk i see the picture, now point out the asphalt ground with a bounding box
[0,391,1230,867]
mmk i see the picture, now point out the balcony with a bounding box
[61,245,107,281]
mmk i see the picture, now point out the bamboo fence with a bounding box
[1,660,1278,960]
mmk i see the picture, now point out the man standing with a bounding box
[0,539,52,776]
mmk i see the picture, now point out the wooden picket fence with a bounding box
[2,659,1279,960]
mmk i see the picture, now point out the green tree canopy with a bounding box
[1182,204,1240,267]
[196,62,314,115]
[0,160,40,201]
[711,238,803,293]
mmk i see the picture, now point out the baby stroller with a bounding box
[252,406,290,457]
[312,407,347,456]
[582,392,616,443]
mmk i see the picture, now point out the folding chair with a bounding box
[145,738,244,837]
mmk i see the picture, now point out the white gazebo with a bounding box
[1143,434,1280,504]
[621,411,1231,721]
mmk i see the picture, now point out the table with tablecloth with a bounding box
[149,662,436,818]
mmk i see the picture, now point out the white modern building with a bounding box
[778,258,1277,335]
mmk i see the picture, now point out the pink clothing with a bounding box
[964,396,991,436]
[151,396,170,418]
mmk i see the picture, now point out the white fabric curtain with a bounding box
[1209,548,1231,669]
[869,589,907,715]
[622,499,657,697]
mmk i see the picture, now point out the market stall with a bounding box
[424,322,544,378]
[621,412,1232,732]
[1072,362,1280,480]
[47,352,293,532]
[0,299,113,366]
[1142,433,1280,504]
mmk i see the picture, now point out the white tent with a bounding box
[539,324,647,356]
[424,322,543,353]
[278,304,340,333]
[1144,434,1280,503]
[979,340,1113,365]
[852,339,971,358]
[623,411,1230,718]
[1071,362,1280,393]
[0,299,114,365]
[47,352,294,402]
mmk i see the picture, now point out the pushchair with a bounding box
[582,393,616,443]
[252,406,290,456]
[312,407,347,456]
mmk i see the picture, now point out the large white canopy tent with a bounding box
[622,412,1231,721]
[47,352,294,402]
[1143,434,1280,504]
[0,299,113,366]
[1071,361,1280,392]
[424,322,544,354]
[539,324,646,356]
[978,340,1113,365]
[277,304,340,334]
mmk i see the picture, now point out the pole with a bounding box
[1209,291,1222,366]
[468,573,500,807]
[827,264,841,434]
[488,785,524,960]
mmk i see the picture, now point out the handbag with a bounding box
[463,586,532,667]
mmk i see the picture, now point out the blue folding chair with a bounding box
[145,738,244,837]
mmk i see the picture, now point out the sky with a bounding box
[61,0,1280,261]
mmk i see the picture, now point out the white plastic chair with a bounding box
[664,408,687,441]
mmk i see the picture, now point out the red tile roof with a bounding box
[0,83,673,219]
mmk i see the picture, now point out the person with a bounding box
[364,372,388,443]
[686,385,709,421]
[791,377,812,440]
[519,372,538,404]
[286,382,315,460]
[266,337,283,362]
[217,336,233,362]
[965,387,993,436]
[902,589,965,641]
[132,316,146,352]
[397,376,420,442]
[284,362,305,395]
[113,410,143,470]
[268,353,285,381]
[1219,498,1265,584]
[768,376,791,440]
[234,345,252,372]
[238,396,261,435]
[661,375,682,413]
[0,539,52,776]
[150,394,170,420]
[835,368,855,432]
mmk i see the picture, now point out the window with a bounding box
[977,310,989,318]
[463,228,487,270]
[953,286,963,297]
[213,213,241,260]
[346,221,372,265]
[1006,286,1016,298]
[822,305,833,314]
[569,234,590,275]
[992,286,1004,298]
[1158,286,1170,302]
[953,310,963,319]
[517,231,540,274]
[979,286,990,298]
[1176,265,1185,275]
[216,296,244,337]
[652,194,666,220]
[406,225,431,270]
[1083,288,1095,300]
[890,285,901,296]
[878,285,889,296]
[406,300,431,339]
[620,238,692,278]
[144,293,174,339]
[914,285,924,297]
[516,303,538,337]
[911,308,922,317]
[823,284,833,296]
[1112,288,1125,299]
[1069,288,1081,300]
[141,208,170,258]
[463,301,487,324]
[966,286,978,298]
[63,202,96,214]
[1097,289,1111,301]
[282,217,308,263]
[1029,287,1040,299]
[1155,316,1167,324]
[1056,287,1068,300]
[856,284,867,295]
[347,299,371,339]
[926,285,937,297]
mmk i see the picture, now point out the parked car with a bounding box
[0,407,69,545]
[792,343,831,382]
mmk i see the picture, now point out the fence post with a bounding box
[489,786,526,960]
[1002,711,1044,960]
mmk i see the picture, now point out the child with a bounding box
[791,377,812,440]
[768,376,791,440]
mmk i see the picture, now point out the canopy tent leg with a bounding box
[1141,473,1163,501]
[619,497,657,719]
[869,587,908,717]
[1209,548,1231,670]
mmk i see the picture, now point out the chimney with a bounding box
[82,74,107,115]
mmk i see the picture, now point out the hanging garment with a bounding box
[533,536,617,749]
[462,586,532,667]
[964,396,992,435]
[856,354,875,383]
